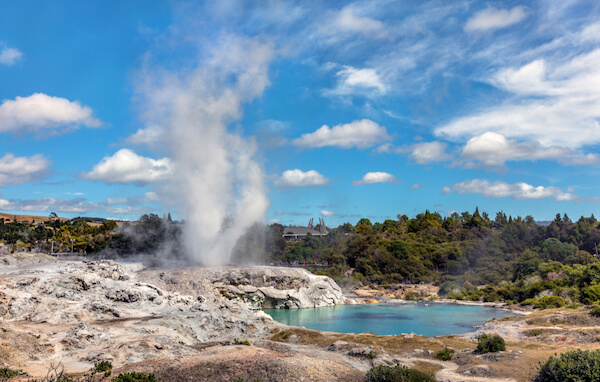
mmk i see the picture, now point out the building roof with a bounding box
[282,227,324,236]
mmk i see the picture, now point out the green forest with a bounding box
[2,209,600,308]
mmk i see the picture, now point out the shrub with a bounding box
[365,365,435,382]
[111,372,158,382]
[476,334,506,353]
[590,306,600,317]
[534,296,565,309]
[534,349,600,382]
[528,329,543,336]
[0,367,20,379]
[520,298,538,306]
[92,360,112,377]
[435,347,454,361]
[233,338,251,346]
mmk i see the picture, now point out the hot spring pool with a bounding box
[264,302,521,337]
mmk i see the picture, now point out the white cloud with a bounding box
[447,179,577,201]
[561,153,600,165]
[464,6,529,32]
[104,206,151,215]
[83,149,173,185]
[319,5,385,38]
[292,119,391,149]
[402,141,452,165]
[321,210,336,217]
[141,191,159,202]
[334,6,384,35]
[437,49,600,149]
[352,172,397,186]
[0,197,102,214]
[0,93,101,135]
[126,125,164,146]
[275,169,329,188]
[0,45,23,66]
[461,132,573,167]
[105,197,127,205]
[409,183,425,190]
[0,153,50,186]
[333,66,387,94]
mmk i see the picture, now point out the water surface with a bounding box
[264,302,520,337]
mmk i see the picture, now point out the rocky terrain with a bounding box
[2,255,600,382]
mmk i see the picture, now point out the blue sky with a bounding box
[1,0,599,228]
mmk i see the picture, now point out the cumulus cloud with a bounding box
[0,45,23,66]
[402,141,452,165]
[293,119,391,149]
[409,183,425,190]
[83,149,173,185]
[446,179,577,201]
[275,169,329,188]
[464,6,529,32]
[352,172,397,186]
[436,49,600,149]
[461,132,573,167]
[321,210,336,217]
[0,153,50,186]
[0,93,101,135]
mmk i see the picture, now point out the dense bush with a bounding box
[534,349,600,382]
[365,365,435,382]
[435,347,454,361]
[111,372,158,382]
[92,360,112,377]
[590,306,600,317]
[0,368,20,379]
[476,334,506,353]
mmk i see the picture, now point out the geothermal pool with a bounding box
[264,302,521,337]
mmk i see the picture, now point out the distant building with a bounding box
[282,218,328,240]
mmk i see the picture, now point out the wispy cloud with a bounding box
[464,6,529,32]
[437,49,600,150]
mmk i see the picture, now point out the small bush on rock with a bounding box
[111,372,158,382]
[365,365,435,382]
[534,349,600,382]
[92,361,112,377]
[435,347,454,361]
[476,334,506,353]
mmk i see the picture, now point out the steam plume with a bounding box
[138,34,273,266]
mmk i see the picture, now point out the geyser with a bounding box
[138,34,274,266]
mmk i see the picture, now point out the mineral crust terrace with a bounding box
[0,256,344,376]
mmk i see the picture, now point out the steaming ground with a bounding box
[2,255,590,382]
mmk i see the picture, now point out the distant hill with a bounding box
[0,212,69,224]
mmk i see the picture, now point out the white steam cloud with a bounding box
[138,34,273,266]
